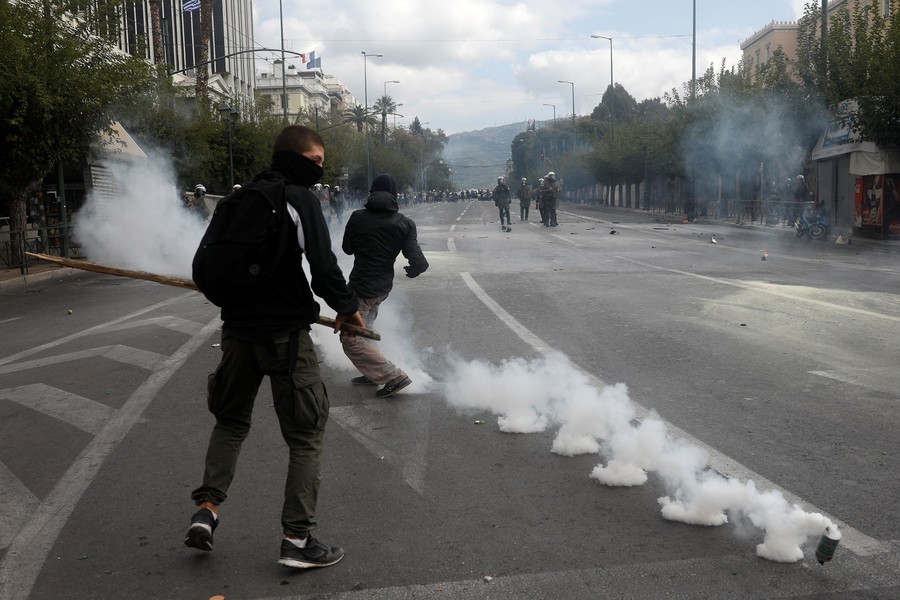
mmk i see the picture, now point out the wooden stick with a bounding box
[25,252,381,340]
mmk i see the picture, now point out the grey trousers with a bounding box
[191,329,328,536]
[340,294,405,385]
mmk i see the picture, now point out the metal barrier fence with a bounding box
[0,226,82,273]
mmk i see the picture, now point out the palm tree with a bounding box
[195,0,213,104]
[343,103,377,134]
[372,95,398,144]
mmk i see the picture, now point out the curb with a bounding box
[0,268,80,291]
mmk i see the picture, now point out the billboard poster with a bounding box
[860,175,883,227]
[885,175,900,236]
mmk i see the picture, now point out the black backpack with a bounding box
[191,177,293,307]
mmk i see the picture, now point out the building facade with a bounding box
[740,0,898,237]
[117,0,256,108]
[256,62,357,122]
[740,21,799,73]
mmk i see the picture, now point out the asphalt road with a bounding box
[1,202,898,600]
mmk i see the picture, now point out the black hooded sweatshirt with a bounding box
[342,190,429,299]
[221,151,358,340]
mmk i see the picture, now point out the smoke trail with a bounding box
[442,353,839,562]
[74,154,208,278]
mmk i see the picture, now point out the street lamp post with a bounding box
[590,35,614,141]
[218,102,237,188]
[418,122,430,197]
[557,80,575,150]
[542,103,556,125]
[421,160,444,196]
[384,80,400,131]
[362,51,383,188]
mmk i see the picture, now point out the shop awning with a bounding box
[96,121,147,162]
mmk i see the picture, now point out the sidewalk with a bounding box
[0,263,80,291]
[565,203,899,251]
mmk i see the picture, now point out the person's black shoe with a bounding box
[277,536,345,569]
[375,376,412,398]
[351,375,377,385]
[184,508,218,551]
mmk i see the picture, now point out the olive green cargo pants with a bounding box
[190,329,328,537]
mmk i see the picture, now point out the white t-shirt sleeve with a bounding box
[286,203,305,251]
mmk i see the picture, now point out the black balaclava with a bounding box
[272,150,324,188]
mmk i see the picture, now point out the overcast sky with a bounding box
[251,0,810,135]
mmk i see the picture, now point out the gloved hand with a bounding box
[404,266,419,278]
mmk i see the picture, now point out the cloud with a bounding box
[249,0,802,133]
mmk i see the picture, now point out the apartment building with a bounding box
[256,62,357,122]
[117,0,256,108]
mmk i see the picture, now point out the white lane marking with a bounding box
[0,384,115,436]
[458,271,885,558]
[0,318,23,325]
[449,224,456,232]
[617,256,900,324]
[0,316,222,600]
[330,404,431,496]
[809,370,861,385]
[0,345,166,375]
[0,462,38,550]
[0,292,197,367]
[448,238,457,252]
[101,315,205,336]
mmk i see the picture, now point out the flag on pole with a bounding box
[306,51,321,70]
[183,0,200,11]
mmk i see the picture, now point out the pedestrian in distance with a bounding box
[543,172,560,227]
[517,177,530,222]
[537,177,547,225]
[331,185,346,224]
[187,184,210,220]
[493,176,512,232]
[341,173,429,397]
[185,125,365,570]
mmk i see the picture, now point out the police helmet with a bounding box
[194,184,206,195]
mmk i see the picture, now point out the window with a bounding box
[765,44,771,62]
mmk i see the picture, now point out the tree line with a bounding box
[509,0,900,213]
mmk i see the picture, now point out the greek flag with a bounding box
[183,0,200,12]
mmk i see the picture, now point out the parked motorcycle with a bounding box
[796,205,829,240]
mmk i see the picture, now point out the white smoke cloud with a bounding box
[74,155,208,278]
[441,353,840,563]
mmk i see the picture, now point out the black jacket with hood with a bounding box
[221,150,358,340]
[342,190,429,299]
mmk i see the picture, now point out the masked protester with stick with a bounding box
[185,125,365,570]
[340,173,429,397]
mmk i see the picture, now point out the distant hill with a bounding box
[442,122,532,190]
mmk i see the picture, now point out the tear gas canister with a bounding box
[815,526,840,565]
